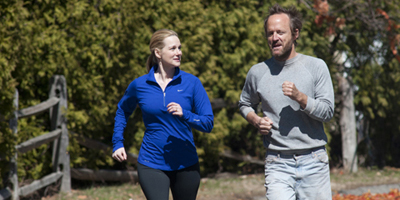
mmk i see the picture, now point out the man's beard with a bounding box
[271,40,295,61]
[274,47,292,61]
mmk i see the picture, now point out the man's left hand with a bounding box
[282,81,307,109]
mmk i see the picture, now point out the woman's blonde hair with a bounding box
[146,29,179,72]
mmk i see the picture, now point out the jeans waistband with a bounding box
[267,146,325,157]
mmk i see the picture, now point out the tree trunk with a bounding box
[338,75,358,173]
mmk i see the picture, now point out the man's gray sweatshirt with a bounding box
[239,54,334,151]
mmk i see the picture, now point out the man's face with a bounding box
[266,13,298,61]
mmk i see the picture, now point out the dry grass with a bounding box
[35,167,400,200]
[330,166,400,192]
[39,173,265,200]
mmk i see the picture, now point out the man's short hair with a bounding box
[264,4,303,46]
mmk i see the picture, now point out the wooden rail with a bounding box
[69,132,138,182]
[219,150,264,165]
[18,172,63,197]
[16,129,62,154]
[17,97,60,119]
[0,81,256,189]
[71,169,137,182]
[66,98,256,183]
[68,131,264,183]
[0,75,70,200]
[65,98,258,183]
[72,132,138,164]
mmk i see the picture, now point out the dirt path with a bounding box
[338,183,400,196]
[38,168,400,200]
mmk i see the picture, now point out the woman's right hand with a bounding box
[112,147,127,162]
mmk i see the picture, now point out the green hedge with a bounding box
[1,0,400,188]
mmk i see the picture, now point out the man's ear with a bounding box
[155,48,162,59]
[294,29,299,40]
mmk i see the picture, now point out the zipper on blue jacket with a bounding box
[163,92,166,107]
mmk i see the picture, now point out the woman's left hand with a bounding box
[167,102,183,117]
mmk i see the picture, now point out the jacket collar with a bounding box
[146,65,181,83]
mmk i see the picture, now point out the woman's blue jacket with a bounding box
[112,66,214,171]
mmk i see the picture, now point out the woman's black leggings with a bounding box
[137,162,201,200]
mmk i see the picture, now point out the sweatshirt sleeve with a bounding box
[182,78,214,133]
[302,60,335,122]
[112,81,138,152]
[238,66,261,119]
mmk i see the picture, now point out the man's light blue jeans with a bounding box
[264,147,332,200]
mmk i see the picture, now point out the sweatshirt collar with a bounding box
[273,53,302,67]
[146,65,181,83]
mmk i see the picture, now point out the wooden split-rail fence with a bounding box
[0,75,70,200]
[0,75,264,200]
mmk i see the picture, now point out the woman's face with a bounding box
[157,36,182,68]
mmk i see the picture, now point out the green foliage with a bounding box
[0,0,273,183]
[1,0,400,188]
[0,0,21,188]
[321,0,400,167]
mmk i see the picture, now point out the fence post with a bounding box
[9,90,19,200]
[49,75,70,193]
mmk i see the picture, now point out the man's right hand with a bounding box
[257,116,274,135]
[246,112,274,135]
[112,147,127,162]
